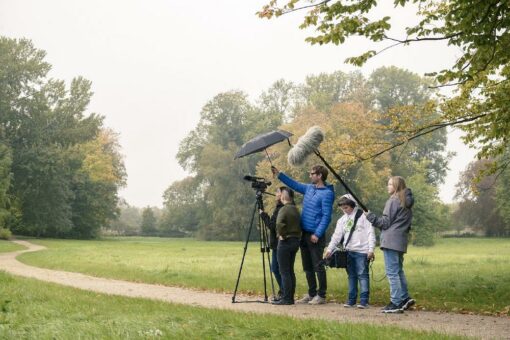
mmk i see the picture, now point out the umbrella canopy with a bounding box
[234,130,293,159]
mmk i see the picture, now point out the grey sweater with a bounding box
[366,188,414,253]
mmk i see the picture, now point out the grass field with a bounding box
[0,240,25,253]
[0,271,459,339]
[16,237,510,315]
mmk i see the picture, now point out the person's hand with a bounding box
[311,235,319,243]
[367,252,375,262]
[324,250,331,259]
[279,236,284,241]
[270,166,279,177]
[259,209,264,214]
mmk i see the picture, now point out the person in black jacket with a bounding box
[260,186,294,301]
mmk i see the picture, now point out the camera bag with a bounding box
[325,208,363,268]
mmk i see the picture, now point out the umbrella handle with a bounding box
[264,149,274,167]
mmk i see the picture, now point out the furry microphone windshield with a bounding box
[287,126,324,166]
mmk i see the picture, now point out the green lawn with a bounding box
[16,237,510,315]
[0,271,459,339]
[0,240,25,253]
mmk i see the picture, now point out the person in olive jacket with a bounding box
[272,187,301,305]
[260,186,292,300]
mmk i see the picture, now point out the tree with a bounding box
[454,159,508,236]
[0,143,11,228]
[107,199,142,235]
[174,91,284,240]
[257,79,296,123]
[495,160,510,236]
[0,36,126,238]
[254,68,448,245]
[368,67,451,186]
[160,176,202,236]
[140,207,158,235]
[68,129,126,238]
[258,1,510,175]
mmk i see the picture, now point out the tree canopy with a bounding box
[258,0,510,175]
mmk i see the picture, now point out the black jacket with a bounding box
[260,201,284,250]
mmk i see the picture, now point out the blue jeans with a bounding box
[271,248,282,291]
[346,251,370,305]
[383,249,409,306]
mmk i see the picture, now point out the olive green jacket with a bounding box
[276,203,302,239]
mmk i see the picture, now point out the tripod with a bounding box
[232,189,276,303]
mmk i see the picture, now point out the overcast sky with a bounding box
[0,0,477,207]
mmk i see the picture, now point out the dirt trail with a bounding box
[0,240,508,339]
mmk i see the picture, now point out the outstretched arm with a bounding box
[277,172,308,195]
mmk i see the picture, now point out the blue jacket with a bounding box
[277,172,335,238]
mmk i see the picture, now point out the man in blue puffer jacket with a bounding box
[271,165,335,304]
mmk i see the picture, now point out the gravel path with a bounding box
[1,240,509,339]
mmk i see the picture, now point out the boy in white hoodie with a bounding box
[325,194,375,308]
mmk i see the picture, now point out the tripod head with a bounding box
[243,175,271,192]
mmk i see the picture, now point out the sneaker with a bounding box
[400,297,415,310]
[381,303,403,313]
[343,302,356,308]
[271,291,282,302]
[308,295,326,305]
[271,299,294,305]
[357,304,369,309]
[296,294,313,304]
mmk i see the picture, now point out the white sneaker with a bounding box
[357,304,369,309]
[296,294,313,304]
[308,295,326,305]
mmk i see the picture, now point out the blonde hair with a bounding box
[390,176,407,208]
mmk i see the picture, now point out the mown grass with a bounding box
[0,240,24,253]
[17,237,510,315]
[0,271,460,339]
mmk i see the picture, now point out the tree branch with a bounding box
[383,32,463,44]
[280,0,330,15]
[342,112,490,166]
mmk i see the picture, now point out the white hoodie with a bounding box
[327,207,376,254]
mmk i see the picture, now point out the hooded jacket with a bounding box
[366,188,414,253]
[277,172,334,238]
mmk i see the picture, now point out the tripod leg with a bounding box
[260,217,276,299]
[232,201,258,303]
[258,214,268,302]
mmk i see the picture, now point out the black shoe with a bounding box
[271,294,281,302]
[271,299,294,305]
[381,303,403,313]
[400,297,415,310]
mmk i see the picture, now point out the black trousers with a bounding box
[277,237,300,303]
[300,232,327,298]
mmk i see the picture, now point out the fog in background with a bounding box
[0,0,476,207]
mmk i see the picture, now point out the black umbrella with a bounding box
[234,130,293,166]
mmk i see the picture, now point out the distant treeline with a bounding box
[148,67,454,246]
[149,67,510,243]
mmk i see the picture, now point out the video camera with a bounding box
[243,175,271,192]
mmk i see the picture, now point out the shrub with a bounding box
[0,228,12,240]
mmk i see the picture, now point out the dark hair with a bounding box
[312,165,328,182]
[337,196,356,208]
[280,186,295,204]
